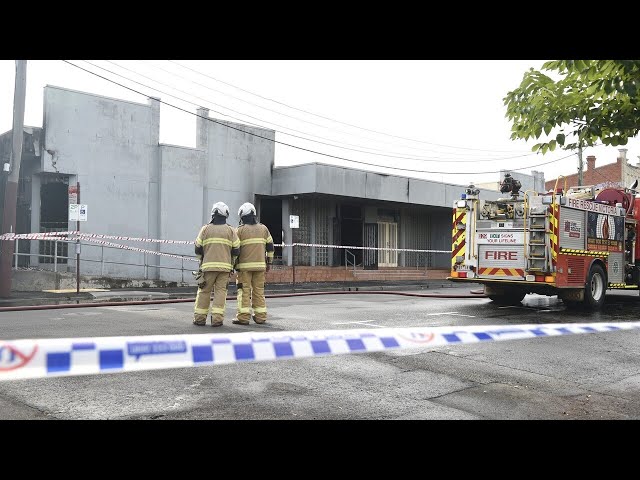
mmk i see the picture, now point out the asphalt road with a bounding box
[2,287,640,420]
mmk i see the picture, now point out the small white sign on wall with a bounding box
[69,204,88,222]
[289,215,299,229]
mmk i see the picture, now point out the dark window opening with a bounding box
[259,198,283,264]
[40,181,68,263]
[363,223,378,269]
[340,204,363,266]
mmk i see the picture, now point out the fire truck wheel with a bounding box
[584,264,606,309]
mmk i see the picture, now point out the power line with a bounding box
[62,60,575,176]
[545,145,612,187]
[96,60,534,164]
[169,60,532,154]
[141,60,534,159]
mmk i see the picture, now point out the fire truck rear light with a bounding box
[456,200,467,208]
[458,272,467,278]
[525,274,535,282]
[535,275,545,282]
[451,271,459,278]
[466,271,475,279]
[544,276,555,283]
[456,223,466,230]
[541,195,552,205]
[456,256,464,263]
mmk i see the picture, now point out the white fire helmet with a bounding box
[238,202,256,218]
[211,202,230,218]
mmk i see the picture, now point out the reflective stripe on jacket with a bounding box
[195,223,240,272]
[236,223,274,271]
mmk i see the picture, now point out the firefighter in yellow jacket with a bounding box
[193,202,240,327]
[233,202,274,325]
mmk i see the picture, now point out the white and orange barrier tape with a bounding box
[276,242,451,253]
[1,322,639,381]
[0,231,192,244]
[0,231,80,240]
[80,237,199,262]
[0,231,450,254]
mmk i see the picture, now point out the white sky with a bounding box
[1,60,639,187]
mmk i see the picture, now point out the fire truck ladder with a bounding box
[524,195,548,273]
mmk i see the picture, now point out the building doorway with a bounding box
[259,198,282,263]
[377,221,398,267]
[363,223,378,269]
[39,180,69,264]
[340,204,362,266]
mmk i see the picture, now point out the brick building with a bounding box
[545,148,640,192]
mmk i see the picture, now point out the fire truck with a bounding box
[448,174,640,309]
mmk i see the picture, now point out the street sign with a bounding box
[289,215,299,229]
[68,185,78,206]
[69,204,88,222]
[69,204,79,221]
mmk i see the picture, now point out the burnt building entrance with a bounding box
[39,179,69,264]
[259,198,283,263]
[340,204,363,266]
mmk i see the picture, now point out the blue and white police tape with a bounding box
[2,321,640,381]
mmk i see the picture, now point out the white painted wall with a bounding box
[43,86,157,278]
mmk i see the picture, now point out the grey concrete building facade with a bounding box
[0,85,505,283]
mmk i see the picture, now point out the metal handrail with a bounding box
[345,249,356,272]
[8,237,197,283]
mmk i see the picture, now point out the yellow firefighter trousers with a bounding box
[194,271,230,325]
[236,270,267,323]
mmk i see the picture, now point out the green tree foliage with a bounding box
[504,60,640,154]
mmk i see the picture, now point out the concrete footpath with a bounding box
[0,280,484,308]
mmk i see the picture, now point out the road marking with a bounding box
[334,313,476,329]
[42,288,110,293]
[333,320,386,328]
[169,374,210,410]
[61,311,102,316]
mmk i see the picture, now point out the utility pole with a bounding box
[76,183,81,294]
[577,143,584,186]
[0,60,27,298]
